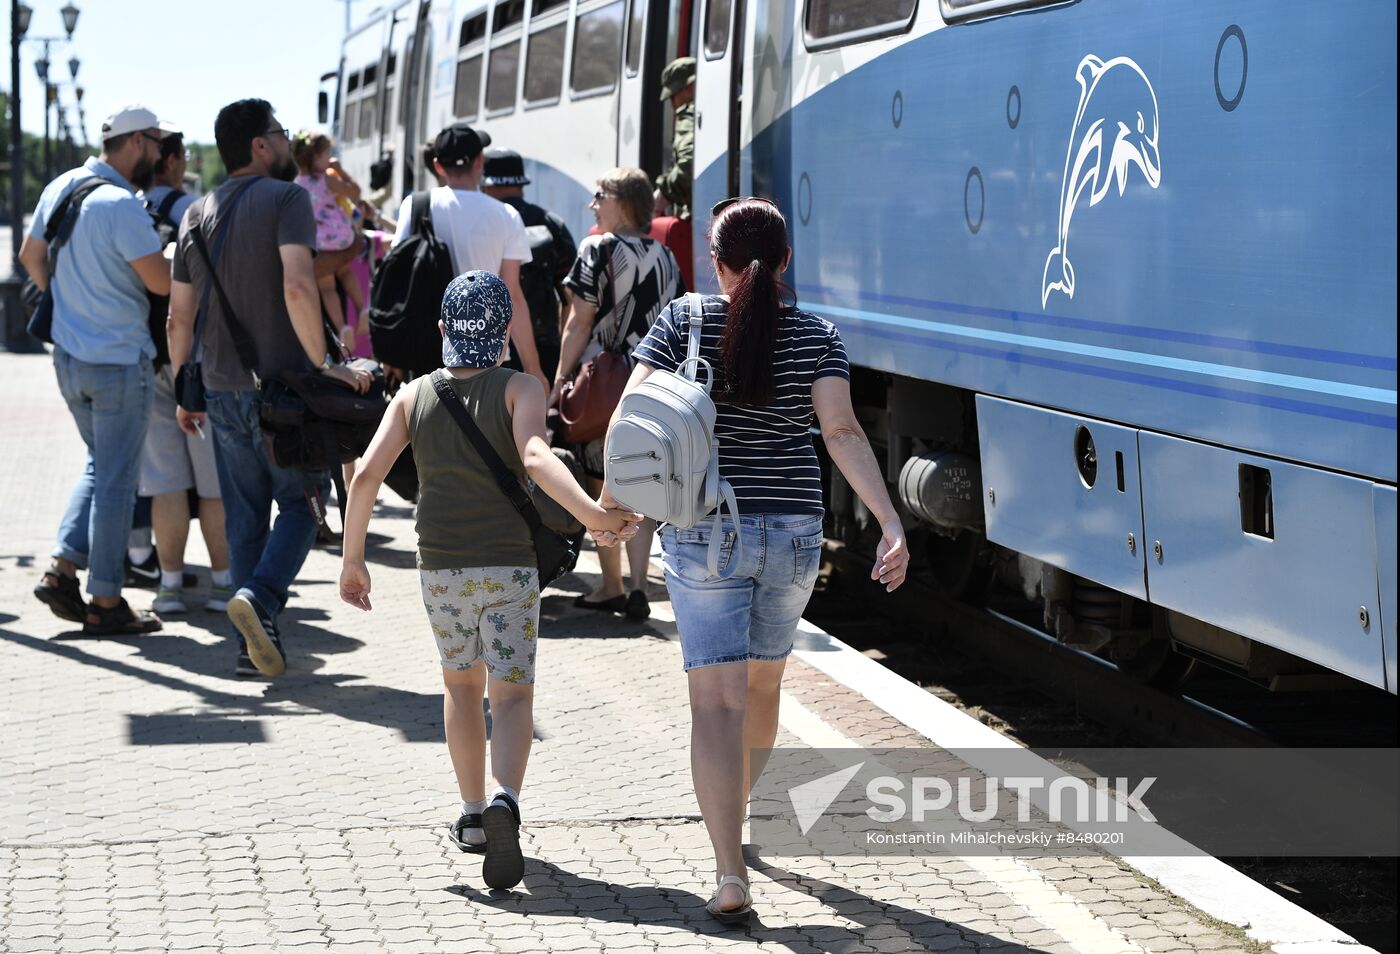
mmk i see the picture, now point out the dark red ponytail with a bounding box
[709,199,792,406]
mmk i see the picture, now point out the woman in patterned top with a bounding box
[603,197,909,924]
[553,167,685,621]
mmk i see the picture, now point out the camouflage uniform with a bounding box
[656,101,694,220]
[655,57,696,220]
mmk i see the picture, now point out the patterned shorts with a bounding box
[418,566,540,682]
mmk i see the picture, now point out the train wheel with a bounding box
[922,528,990,603]
[1111,612,1198,690]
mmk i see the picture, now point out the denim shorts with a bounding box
[659,513,824,670]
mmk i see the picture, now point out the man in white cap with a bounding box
[22,103,179,636]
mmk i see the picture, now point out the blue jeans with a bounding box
[205,389,329,625]
[52,348,153,598]
[660,513,824,670]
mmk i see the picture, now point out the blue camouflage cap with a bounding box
[441,271,512,369]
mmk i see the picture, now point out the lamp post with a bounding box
[9,2,34,279]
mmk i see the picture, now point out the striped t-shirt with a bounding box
[632,294,850,515]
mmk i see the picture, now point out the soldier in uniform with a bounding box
[653,56,696,220]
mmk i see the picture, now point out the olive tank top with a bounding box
[408,368,536,570]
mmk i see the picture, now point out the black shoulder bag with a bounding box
[430,370,578,585]
[24,176,117,343]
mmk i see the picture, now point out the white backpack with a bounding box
[605,293,742,576]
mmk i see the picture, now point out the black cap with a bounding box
[433,123,492,168]
[482,148,530,187]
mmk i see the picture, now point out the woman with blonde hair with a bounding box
[553,167,685,620]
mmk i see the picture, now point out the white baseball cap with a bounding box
[100,103,181,140]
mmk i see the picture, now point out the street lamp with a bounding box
[16,3,32,36]
[33,55,47,82]
[60,3,79,36]
[68,55,78,80]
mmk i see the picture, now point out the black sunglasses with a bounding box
[710,195,779,216]
[261,126,291,140]
[591,190,619,203]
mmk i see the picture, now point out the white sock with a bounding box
[160,571,183,589]
[128,545,154,564]
[211,569,232,587]
[491,786,520,810]
[459,799,487,846]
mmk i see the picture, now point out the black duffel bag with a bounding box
[258,361,387,471]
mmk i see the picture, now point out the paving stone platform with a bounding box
[0,350,1264,953]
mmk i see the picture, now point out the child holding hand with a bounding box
[339,271,640,890]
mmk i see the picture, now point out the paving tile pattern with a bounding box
[0,352,1255,952]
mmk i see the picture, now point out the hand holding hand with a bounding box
[340,560,373,610]
[872,524,909,593]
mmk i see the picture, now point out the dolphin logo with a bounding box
[1042,55,1162,307]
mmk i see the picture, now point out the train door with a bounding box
[693,0,745,283]
[398,0,435,196]
[617,0,673,178]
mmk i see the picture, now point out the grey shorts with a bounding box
[419,566,541,682]
[139,367,221,498]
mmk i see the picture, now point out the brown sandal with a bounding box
[82,599,162,636]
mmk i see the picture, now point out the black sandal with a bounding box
[573,593,626,613]
[34,570,85,623]
[82,599,162,636]
[481,794,524,890]
[447,813,486,854]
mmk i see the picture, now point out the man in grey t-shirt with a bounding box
[167,98,371,678]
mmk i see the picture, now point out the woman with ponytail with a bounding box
[602,198,909,923]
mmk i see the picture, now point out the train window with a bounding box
[804,0,916,48]
[460,12,488,46]
[533,0,569,16]
[704,0,731,58]
[454,54,483,120]
[493,0,526,32]
[624,0,644,76]
[342,96,358,142]
[358,93,378,141]
[386,54,397,77]
[940,0,1060,22]
[570,1,624,97]
[346,71,361,95]
[363,63,379,86]
[524,23,567,106]
[486,40,521,113]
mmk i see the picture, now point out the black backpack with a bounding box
[368,190,456,375]
[143,190,185,368]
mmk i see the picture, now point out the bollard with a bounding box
[0,275,46,353]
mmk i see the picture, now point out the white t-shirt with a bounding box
[393,186,532,275]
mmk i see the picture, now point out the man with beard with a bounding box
[23,104,178,635]
[166,99,371,677]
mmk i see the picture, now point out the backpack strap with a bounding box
[152,189,183,226]
[410,190,434,237]
[708,479,743,578]
[182,177,263,374]
[43,176,114,279]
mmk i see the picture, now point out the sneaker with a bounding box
[205,584,233,613]
[235,632,283,678]
[124,551,160,588]
[152,587,188,614]
[481,792,524,890]
[226,593,285,677]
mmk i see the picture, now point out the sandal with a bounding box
[573,593,626,613]
[706,875,754,925]
[82,599,162,636]
[481,793,524,890]
[34,570,85,623]
[447,813,487,854]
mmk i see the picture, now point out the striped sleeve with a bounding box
[814,321,850,380]
[632,299,683,372]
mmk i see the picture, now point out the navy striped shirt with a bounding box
[632,294,850,515]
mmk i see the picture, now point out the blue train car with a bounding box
[335,0,1397,691]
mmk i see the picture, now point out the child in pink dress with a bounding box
[292,132,366,353]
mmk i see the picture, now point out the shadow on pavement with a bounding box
[446,854,1022,952]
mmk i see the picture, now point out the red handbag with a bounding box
[557,348,630,444]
